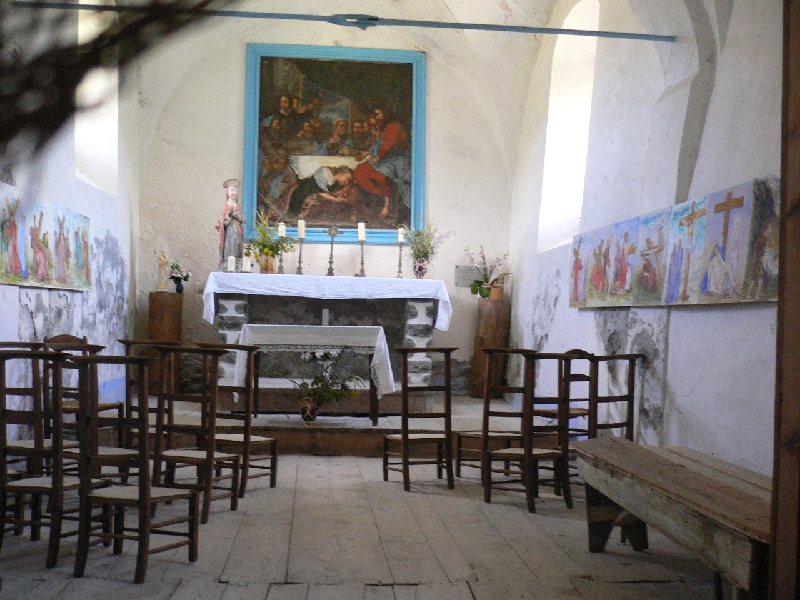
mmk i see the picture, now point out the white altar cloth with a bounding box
[234,324,395,398]
[203,273,452,330]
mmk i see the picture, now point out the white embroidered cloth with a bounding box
[203,273,452,330]
[234,324,395,398]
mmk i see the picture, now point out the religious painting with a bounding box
[632,208,670,305]
[697,180,753,303]
[0,182,92,291]
[243,44,426,245]
[663,198,707,305]
[741,176,780,302]
[581,225,615,308]
[571,177,779,308]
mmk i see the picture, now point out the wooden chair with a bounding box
[482,350,573,513]
[588,353,643,440]
[71,355,199,584]
[0,349,78,568]
[118,339,180,449]
[43,335,125,451]
[456,348,525,479]
[383,347,457,492]
[196,342,277,496]
[151,346,240,523]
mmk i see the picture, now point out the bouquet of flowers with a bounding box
[252,211,296,257]
[403,222,451,261]
[169,262,191,282]
[465,245,509,296]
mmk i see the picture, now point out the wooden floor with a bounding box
[1,455,719,600]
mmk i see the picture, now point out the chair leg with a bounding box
[382,437,389,482]
[523,457,536,514]
[134,500,150,584]
[102,503,113,547]
[455,435,462,478]
[484,456,492,504]
[560,458,573,509]
[270,441,278,488]
[113,505,125,555]
[30,493,41,541]
[188,492,199,563]
[402,442,410,493]
[436,443,443,479]
[45,496,63,568]
[231,459,240,512]
[73,498,91,578]
[445,438,454,490]
[200,465,211,524]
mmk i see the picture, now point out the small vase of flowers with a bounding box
[169,262,191,293]
[291,351,363,424]
[402,221,451,278]
[465,245,509,299]
[251,212,296,274]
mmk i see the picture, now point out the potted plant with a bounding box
[251,211,296,273]
[291,351,363,423]
[465,245,510,299]
[402,222,451,278]
[168,261,191,293]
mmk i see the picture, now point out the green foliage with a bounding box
[292,351,363,406]
[402,222,451,261]
[252,211,296,257]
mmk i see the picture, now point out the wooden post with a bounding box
[770,2,800,597]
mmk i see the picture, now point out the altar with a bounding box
[202,273,452,388]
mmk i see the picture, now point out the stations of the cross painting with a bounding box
[678,201,708,302]
[714,191,745,257]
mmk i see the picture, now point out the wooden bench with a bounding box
[572,437,770,600]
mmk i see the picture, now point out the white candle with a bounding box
[397,227,405,243]
[297,219,306,239]
[357,222,366,242]
[242,256,251,272]
[227,256,236,272]
[278,222,286,238]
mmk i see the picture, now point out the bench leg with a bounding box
[584,484,648,553]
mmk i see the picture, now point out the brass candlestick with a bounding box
[295,239,304,275]
[396,241,404,278]
[324,225,341,276]
[356,240,366,277]
[278,250,285,274]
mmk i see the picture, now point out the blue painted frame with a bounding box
[243,44,426,245]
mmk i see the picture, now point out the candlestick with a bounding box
[278,250,285,274]
[297,219,306,239]
[324,224,341,276]
[295,238,304,274]
[397,226,405,244]
[356,240,366,277]
[278,222,286,238]
[357,222,366,242]
[396,240,404,278]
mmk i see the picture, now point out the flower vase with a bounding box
[260,255,276,274]
[478,284,492,298]
[489,286,504,301]
[172,278,184,294]
[299,397,320,424]
[413,258,428,279]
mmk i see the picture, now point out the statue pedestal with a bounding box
[148,291,183,383]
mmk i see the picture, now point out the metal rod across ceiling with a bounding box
[11,1,676,43]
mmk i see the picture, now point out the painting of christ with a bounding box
[243,45,426,245]
[633,208,670,305]
[697,180,753,303]
[742,176,780,302]
[663,198,707,305]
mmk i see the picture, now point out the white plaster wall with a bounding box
[509,0,780,474]
[130,0,545,357]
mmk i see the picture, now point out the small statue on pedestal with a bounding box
[156,252,169,291]
[216,178,244,270]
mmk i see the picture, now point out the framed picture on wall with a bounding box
[243,44,426,244]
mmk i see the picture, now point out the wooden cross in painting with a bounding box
[678,201,707,302]
[714,191,745,257]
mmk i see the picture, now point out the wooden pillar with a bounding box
[470,298,511,398]
[770,2,800,597]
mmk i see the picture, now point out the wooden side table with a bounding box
[148,291,183,383]
[470,298,511,398]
